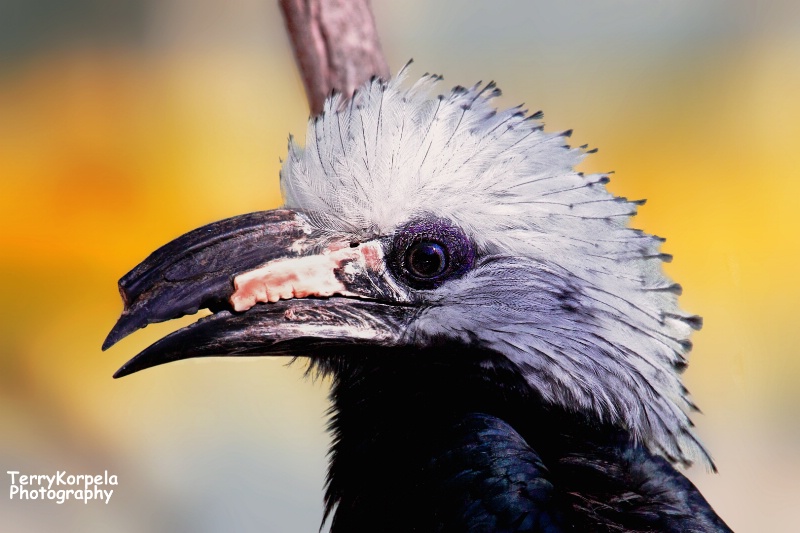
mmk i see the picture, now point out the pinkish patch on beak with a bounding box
[230,241,386,312]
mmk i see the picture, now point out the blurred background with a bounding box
[1,0,798,531]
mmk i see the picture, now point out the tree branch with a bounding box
[279,0,390,115]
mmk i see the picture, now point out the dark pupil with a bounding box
[406,241,447,278]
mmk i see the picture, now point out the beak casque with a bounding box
[104,209,412,378]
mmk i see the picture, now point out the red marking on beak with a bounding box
[229,242,386,312]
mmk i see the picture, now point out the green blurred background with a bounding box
[1,1,798,531]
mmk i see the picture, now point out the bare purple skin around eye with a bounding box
[390,217,476,290]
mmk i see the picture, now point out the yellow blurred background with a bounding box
[1,1,798,531]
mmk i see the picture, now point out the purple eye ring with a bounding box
[389,217,475,290]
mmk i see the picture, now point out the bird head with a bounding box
[104,70,708,468]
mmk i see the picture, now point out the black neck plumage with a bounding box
[317,349,730,533]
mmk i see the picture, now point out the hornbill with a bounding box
[104,71,732,532]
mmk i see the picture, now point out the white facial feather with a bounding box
[280,69,710,468]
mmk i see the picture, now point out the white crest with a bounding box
[281,68,709,468]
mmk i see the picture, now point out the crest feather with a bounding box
[281,72,710,468]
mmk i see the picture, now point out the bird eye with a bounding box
[390,218,475,290]
[406,241,447,278]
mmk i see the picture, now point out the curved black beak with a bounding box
[104,209,412,378]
